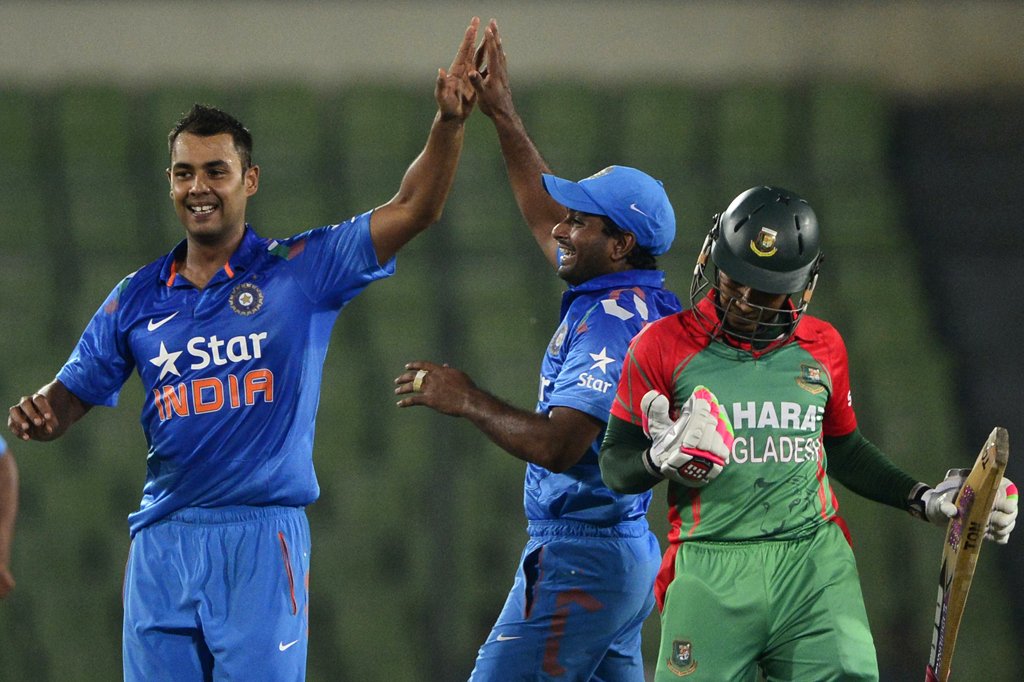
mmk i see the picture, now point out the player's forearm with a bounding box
[400,112,467,224]
[0,453,17,567]
[825,428,919,510]
[372,113,466,262]
[599,415,661,494]
[489,110,564,266]
[459,391,582,472]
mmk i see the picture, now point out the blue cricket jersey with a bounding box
[0,434,6,454]
[530,270,682,528]
[57,212,394,536]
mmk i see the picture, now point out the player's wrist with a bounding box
[906,482,930,521]
[642,448,664,480]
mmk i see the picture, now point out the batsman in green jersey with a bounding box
[599,186,1018,681]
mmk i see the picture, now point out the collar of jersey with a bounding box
[561,270,666,316]
[159,224,264,288]
[566,269,665,296]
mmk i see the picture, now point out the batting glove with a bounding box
[908,469,963,526]
[989,478,1018,544]
[639,386,734,487]
[909,469,1019,544]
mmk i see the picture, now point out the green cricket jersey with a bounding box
[606,292,858,545]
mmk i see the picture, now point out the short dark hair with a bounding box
[601,218,657,270]
[168,104,254,169]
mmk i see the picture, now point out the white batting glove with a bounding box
[909,469,964,527]
[639,386,734,487]
[988,478,1018,544]
[910,469,1019,544]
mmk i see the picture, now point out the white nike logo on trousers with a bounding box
[279,639,300,652]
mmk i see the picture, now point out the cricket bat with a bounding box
[925,426,1009,682]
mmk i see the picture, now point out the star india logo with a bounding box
[749,227,778,257]
[229,282,264,316]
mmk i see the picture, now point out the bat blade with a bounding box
[925,426,1009,682]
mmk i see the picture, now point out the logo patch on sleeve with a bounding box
[229,282,264,316]
[548,322,568,356]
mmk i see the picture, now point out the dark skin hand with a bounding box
[8,380,91,443]
[395,361,601,473]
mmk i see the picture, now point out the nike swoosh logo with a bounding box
[495,634,521,642]
[278,639,300,652]
[629,203,650,217]
[147,312,179,332]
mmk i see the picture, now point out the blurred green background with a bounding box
[0,2,1021,681]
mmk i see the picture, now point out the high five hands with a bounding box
[436,17,480,122]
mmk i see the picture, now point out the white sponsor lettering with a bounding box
[538,376,551,402]
[758,402,780,429]
[577,373,613,393]
[729,402,822,433]
[780,402,801,429]
[732,401,757,429]
[188,332,268,370]
[731,436,822,464]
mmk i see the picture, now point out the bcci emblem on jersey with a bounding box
[229,282,264,316]
[667,639,697,676]
[749,227,778,257]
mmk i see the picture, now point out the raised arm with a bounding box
[395,361,601,473]
[8,379,92,443]
[369,17,480,264]
[469,19,565,268]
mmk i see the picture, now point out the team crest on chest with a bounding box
[796,363,826,395]
[667,639,697,676]
[229,282,264,316]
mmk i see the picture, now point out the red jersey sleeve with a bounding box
[798,319,857,437]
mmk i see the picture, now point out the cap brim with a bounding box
[542,174,605,216]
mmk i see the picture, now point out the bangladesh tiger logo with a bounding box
[749,227,778,257]
[667,639,697,676]
[796,363,827,395]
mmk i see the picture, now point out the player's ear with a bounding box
[245,165,260,196]
[612,231,636,263]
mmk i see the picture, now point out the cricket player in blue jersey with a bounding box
[0,435,17,599]
[394,21,682,680]
[7,18,481,681]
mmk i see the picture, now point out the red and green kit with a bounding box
[600,293,893,680]
[609,294,857,547]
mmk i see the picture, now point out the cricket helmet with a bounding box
[690,186,823,346]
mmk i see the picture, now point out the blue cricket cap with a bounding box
[541,165,676,256]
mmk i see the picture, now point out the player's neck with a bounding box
[179,229,245,290]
